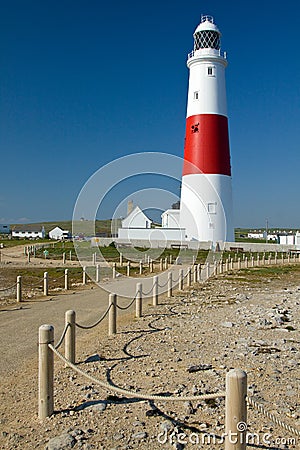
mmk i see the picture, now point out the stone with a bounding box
[45,433,76,449]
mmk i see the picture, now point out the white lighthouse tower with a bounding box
[179,15,234,243]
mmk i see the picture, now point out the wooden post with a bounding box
[113,262,117,279]
[169,254,172,264]
[187,267,191,287]
[160,258,163,271]
[153,276,158,306]
[43,272,48,296]
[38,324,54,419]
[225,259,229,272]
[164,257,168,270]
[82,266,87,285]
[150,259,153,273]
[96,264,100,283]
[206,263,210,279]
[197,263,201,281]
[65,310,76,364]
[108,293,117,335]
[238,258,241,270]
[225,369,247,450]
[16,275,22,302]
[179,269,184,291]
[139,260,143,275]
[119,252,123,266]
[27,251,31,263]
[251,256,254,267]
[62,252,66,265]
[257,254,260,266]
[69,250,72,261]
[245,257,248,268]
[136,283,142,318]
[193,265,197,283]
[127,261,130,277]
[281,253,284,264]
[167,272,172,297]
[64,269,69,290]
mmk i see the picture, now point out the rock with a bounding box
[132,431,148,440]
[187,364,212,373]
[221,321,234,328]
[45,433,76,449]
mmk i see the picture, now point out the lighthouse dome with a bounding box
[193,15,221,51]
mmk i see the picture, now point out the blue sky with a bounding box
[0,0,299,228]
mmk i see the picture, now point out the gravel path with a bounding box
[0,266,299,449]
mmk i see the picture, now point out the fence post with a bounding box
[44,272,48,296]
[238,258,241,270]
[108,293,117,335]
[38,324,54,419]
[69,250,72,261]
[153,276,158,306]
[167,272,172,297]
[16,275,22,302]
[136,283,142,318]
[150,259,153,273]
[65,310,76,364]
[164,257,168,270]
[96,264,100,283]
[27,251,31,263]
[193,265,198,283]
[179,269,184,291]
[62,252,66,265]
[64,269,69,290]
[187,267,191,287]
[160,258,163,271]
[113,262,117,279]
[83,266,87,285]
[225,369,247,450]
[127,261,130,277]
[119,252,123,266]
[197,263,201,281]
[206,263,210,279]
[139,260,143,275]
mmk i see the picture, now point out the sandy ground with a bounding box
[0,261,299,449]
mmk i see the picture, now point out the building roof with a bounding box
[12,224,45,232]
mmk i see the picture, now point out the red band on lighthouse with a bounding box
[183,114,231,176]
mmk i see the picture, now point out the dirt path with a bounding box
[0,265,299,449]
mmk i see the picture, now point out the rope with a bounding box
[54,323,70,350]
[0,282,17,292]
[142,284,156,296]
[48,344,225,402]
[157,279,169,288]
[247,396,300,437]
[75,304,112,329]
[23,280,44,288]
[116,293,137,310]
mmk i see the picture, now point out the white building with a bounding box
[161,209,180,228]
[121,206,152,229]
[49,226,71,240]
[118,205,186,242]
[12,225,45,239]
[278,232,300,247]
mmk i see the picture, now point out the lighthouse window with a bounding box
[207,66,215,76]
[194,91,199,100]
[207,202,216,214]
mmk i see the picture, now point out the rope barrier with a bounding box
[115,293,137,310]
[247,396,300,437]
[54,323,70,350]
[75,303,112,330]
[0,282,17,292]
[48,344,226,402]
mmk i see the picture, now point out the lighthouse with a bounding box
[179,15,234,243]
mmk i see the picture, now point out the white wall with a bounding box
[118,227,186,242]
[122,207,152,229]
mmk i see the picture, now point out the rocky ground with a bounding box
[0,265,300,449]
